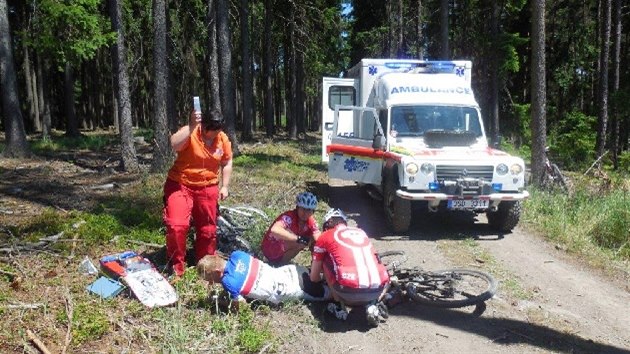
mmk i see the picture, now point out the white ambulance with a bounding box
[322,59,529,233]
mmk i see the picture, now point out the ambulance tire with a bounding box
[383,176,411,233]
[487,201,521,232]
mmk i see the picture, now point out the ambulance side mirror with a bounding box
[372,134,386,150]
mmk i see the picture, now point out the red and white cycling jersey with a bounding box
[312,224,389,289]
[261,209,319,262]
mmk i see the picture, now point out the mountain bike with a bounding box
[540,146,568,192]
[378,251,498,308]
[216,205,268,255]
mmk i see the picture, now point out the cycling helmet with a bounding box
[322,208,348,224]
[296,192,318,210]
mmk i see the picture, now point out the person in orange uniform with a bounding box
[163,108,233,280]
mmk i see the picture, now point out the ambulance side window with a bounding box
[328,86,356,110]
[356,110,376,140]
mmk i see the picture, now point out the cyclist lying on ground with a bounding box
[309,208,390,325]
[197,250,331,310]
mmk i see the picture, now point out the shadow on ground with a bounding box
[305,299,628,354]
[387,302,630,354]
[317,182,509,241]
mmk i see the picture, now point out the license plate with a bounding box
[447,199,489,210]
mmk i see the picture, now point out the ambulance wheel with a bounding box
[487,201,521,232]
[383,176,411,233]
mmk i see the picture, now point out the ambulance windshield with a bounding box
[389,106,483,138]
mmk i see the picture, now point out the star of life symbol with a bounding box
[235,259,247,274]
[343,156,369,172]
[368,65,378,76]
[455,66,465,77]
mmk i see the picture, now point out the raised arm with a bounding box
[170,111,201,152]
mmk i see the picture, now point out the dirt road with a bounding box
[282,179,630,353]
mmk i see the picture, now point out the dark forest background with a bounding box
[1,0,629,180]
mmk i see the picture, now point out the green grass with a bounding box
[28,129,152,154]
[523,178,630,267]
[31,132,116,153]
[62,302,111,344]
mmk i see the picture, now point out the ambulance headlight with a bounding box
[496,163,508,176]
[420,163,434,175]
[510,164,524,175]
[405,162,419,176]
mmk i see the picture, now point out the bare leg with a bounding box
[280,244,304,264]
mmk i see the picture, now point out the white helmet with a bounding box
[296,192,318,210]
[323,208,348,224]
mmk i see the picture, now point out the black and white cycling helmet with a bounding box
[296,192,318,210]
[322,208,348,224]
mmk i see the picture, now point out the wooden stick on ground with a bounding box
[61,290,74,354]
[26,329,52,354]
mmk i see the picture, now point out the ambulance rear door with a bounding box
[322,77,358,162]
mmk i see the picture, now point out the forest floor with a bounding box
[1,134,629,353]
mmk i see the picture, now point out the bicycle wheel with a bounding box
[217,233,253,255]
[219,206,268,229]
[377,251,408,271]
[406,269,497,308]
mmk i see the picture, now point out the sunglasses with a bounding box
[204,122,224,131]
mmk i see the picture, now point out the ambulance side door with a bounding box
[327,107,384,186]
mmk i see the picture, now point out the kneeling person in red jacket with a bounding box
[309,208,390,325]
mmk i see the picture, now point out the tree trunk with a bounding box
[488,0,500,143]
[151,0,172,172]
[397,0,403,57]
[439,0,449,59]
[530,0,547,186]
[64,62,80,137]
[217,0,240,154]
[36,56,51,140]
[610,0,621,169]
[23,44,39,132]
[240,0,253,141]
[207,0,221,112]
[274,64,282,130]
[285,3,297,139]
[296,48,305,136]
[110,0,139,173]
[386,0,393,57]
[416,0,423,60]
[0,0,30,157]
[263,0,274,137]
[595,0,611,159]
